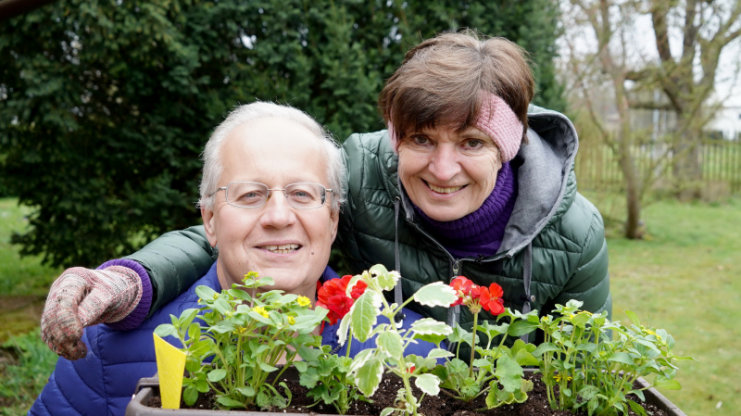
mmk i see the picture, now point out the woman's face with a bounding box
[397,124,502,222]
[201,117,338,301]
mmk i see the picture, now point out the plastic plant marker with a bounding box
[153,333,187,409]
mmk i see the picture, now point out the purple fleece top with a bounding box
[97,258,153,330]
[412,162,516,258]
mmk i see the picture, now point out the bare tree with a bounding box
[633,0,741,200]
[561,0,657,238]
[560,0,741,238]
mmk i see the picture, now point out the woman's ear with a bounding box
[201,205,218,248]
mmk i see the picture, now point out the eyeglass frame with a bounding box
[207,181,334,210]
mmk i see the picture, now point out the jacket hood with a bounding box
[501,105,579,255]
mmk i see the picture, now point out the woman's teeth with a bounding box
[428,184,462,194]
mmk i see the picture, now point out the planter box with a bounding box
[126,376,337,416]
[125,371,687,416]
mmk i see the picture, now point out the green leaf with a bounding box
[628,399,649,416]
[195,286,218,301]
[207,368,227,382]
[236,386,255,397]
[258,361,278,372]
[608,351,636,366]
[511,339,540,366]
[532,342,559,357]
[507,319,539,337]
[154,323,177,338]
[337,311,352,346]
[368,264,398,291]
[349,291,381,342]
[410,318,453,336]
[414,373,441,396]
[413,282,458,307]
[653,378,682,390]
[426,348,455,360]
[377,331,403,360]
[380,408,395,416]
[349,349,374,374]
[216,395,244,408]
[354,357,383,396]
[183,385,199,406]
[571,311,591,328]
[494,354,524,392]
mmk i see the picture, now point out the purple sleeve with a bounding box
[97,258,153,330]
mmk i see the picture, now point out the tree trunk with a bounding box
[673,128,703,201]
[617,135,643,239]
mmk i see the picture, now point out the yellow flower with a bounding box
[252,306,269,319]
[646,329,663,341]
[553,374,573,382]
[296,296,311,307]
[287,316,296,325]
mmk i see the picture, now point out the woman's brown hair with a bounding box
[378,30,535,142]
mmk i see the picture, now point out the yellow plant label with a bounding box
[153,333,186,409]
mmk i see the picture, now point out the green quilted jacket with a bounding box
[127,106,610,331]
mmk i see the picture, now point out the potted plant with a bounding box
[126,265,688,416]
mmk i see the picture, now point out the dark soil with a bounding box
[173,370,671,416]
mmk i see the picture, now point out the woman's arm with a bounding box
[125,225,216,315]
[40,225,216,359]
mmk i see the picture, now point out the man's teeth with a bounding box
[264,244,299,254]
[428,184,462,194]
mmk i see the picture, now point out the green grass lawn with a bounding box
[0,198,61,297]
[0,198,61,341]
[2,195,740,414]
[585,191,741,416]
[0,198,61,415]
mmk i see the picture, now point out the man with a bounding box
[30,101,345,415]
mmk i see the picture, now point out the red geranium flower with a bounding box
[478,283,504,315]
[316,274,367,325]
[449,276,505,316]
[450,276,475,306]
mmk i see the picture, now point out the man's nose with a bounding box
[259,191,296,227]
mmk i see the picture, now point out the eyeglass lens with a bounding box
[225,182,326,209]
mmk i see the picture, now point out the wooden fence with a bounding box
[575,140,741,196]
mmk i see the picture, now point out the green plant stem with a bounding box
[469,312,478,378]
[401,371,417,416]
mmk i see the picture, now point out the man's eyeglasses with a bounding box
[209,182,333,210]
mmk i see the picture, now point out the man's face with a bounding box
[201,117,338,301]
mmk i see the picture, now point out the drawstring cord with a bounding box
[520,242,533,343]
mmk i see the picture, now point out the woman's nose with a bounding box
[428,144,461,181]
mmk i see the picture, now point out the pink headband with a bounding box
[387,93,523,162]
[474,93,523,162]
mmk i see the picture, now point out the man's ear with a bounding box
[329,209,339,243]
[201,205,218,248]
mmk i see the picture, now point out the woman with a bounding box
[41,31,610,360]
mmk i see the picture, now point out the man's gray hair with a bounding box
[198,101,346,212]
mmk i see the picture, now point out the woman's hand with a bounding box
[40,266,142,360]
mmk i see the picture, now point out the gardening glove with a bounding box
[41,266,143,360]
